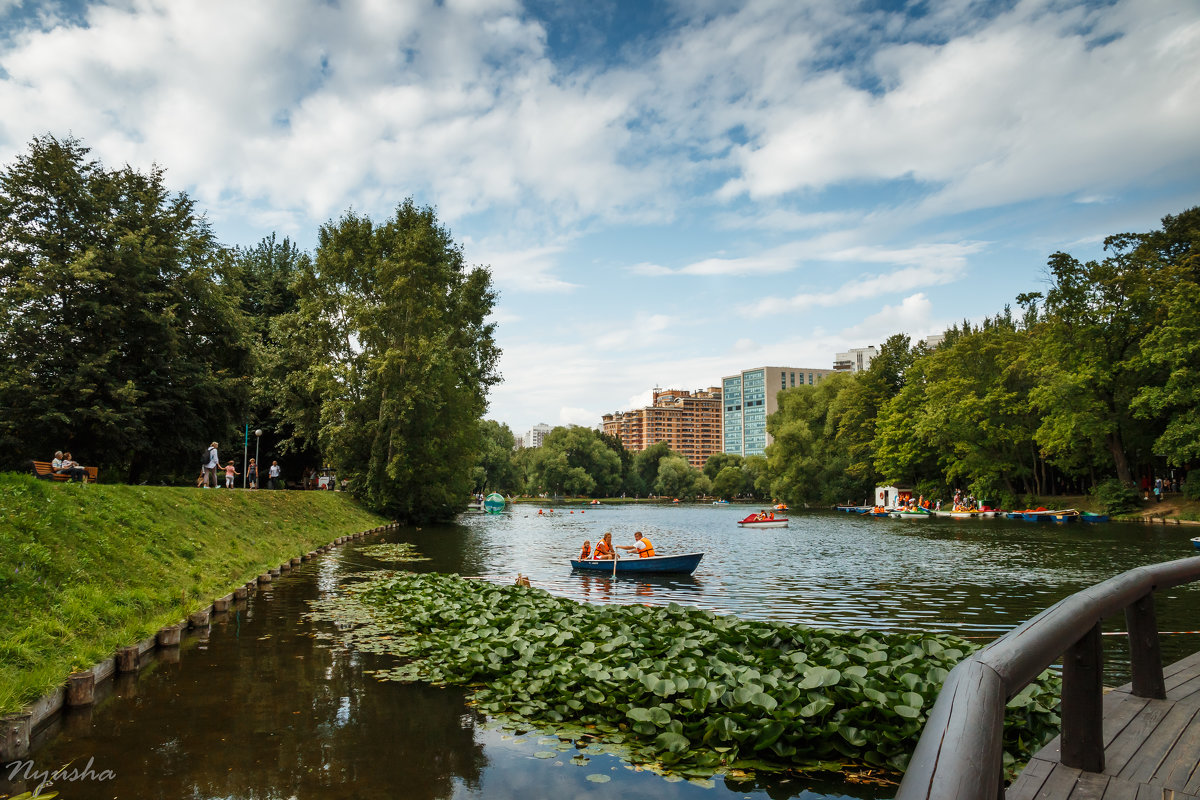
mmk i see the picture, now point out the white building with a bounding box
[833,346,878,373]
[521,423,553,449]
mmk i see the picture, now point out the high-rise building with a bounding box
[833,346,878,373]
[601,387,723,470]
[520,423,553,449]
[722,367,835,457]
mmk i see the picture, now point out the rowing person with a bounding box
[616,531,655,558]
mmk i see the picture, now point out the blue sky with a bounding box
[2,0,1198,437]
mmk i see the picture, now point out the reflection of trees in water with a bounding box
[14,574,487,800]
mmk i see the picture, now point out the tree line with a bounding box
[0,135,498,521]
[475,208,1198,510]
[472,421,774,502]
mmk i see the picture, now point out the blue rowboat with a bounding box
[1191,537,1200,551]
[570,553,704,575]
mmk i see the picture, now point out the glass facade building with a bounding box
[722,366,836,456]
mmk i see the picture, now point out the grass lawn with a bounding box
[0,473,388,714]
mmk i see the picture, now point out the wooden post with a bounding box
[189,608,211,628]
[234,586,249,601]
[269,567,281,577]
[290,556,301,566]
[157,624,182,647]
[258,572,272,584]
[1061,623,1104,772]
[116,645,139,673]
[213,594,232,612]
[67,670,96,706]
[1125,592,1166,699]
[0,712,32,761]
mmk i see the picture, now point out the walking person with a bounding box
[268,460,282,490]
[203,442,220,488]
[246,458,258,489]
[224,460,239,489]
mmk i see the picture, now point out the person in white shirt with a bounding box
[268,461,282,490]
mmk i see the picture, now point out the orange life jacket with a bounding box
[636,538,656,558]
[594,540,613,558]
[580,543,591,559]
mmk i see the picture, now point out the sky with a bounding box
[1,0,1198,437]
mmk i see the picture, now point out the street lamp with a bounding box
[254,429,263,489]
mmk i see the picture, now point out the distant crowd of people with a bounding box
[200,442,282,489]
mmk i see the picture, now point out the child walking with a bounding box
[224,460,240,489]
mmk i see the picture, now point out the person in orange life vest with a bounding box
[616,531,655,558]
[593,532,615,560]
[579,540,591,560]
[768,512,774,520]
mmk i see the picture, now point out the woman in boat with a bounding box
[579,540,591,560]
[593,532,615,560]
[616,531,655,558]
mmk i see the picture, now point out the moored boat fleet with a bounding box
[835,504,1109,522]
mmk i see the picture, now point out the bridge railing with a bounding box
[895,555,1200,800]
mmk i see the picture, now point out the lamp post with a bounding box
[254,429,263,489]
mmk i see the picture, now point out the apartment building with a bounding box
[722,366,835,457]
[833,346,878,373]
[601,387,723,470]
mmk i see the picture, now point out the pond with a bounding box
[4,505,1197,800]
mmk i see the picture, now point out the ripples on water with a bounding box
[442,505,1200,670]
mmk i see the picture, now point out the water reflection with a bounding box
[6,507,1197,800]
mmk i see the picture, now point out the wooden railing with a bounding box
[895,555,1200,800]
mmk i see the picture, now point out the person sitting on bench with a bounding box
[52,450,86,482]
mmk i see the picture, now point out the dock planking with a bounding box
[1008,650,1200,800]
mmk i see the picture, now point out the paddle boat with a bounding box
[892,507,933,519]
[737,513,789,528]
[589,499,601,505]
[712,499,730,505]
[836,505,872,514]
[570,553,704,575]
[773,503,788,511]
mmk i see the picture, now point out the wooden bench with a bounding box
[31,460,99,483]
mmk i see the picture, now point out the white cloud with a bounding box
[840,293,938,342]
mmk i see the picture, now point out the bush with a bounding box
[1090,478,1141,514]
[1185,472,1200,501]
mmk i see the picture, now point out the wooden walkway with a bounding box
[1009,649,1200,799]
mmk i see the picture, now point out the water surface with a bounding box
[4,506,1197,800]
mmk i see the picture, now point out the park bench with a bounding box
[31,460,99,483]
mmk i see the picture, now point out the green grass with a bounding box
[0,473,388,714]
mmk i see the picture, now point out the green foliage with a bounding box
[276,201,499,521]
[0,135,253,481]
[1185,472,1200,501]
[527,426,622,497]
[472,420,518,494]
[634,441,681,493]
[0,472,387,713]
[1088,479,1141,515]
[313,571,1061,779]
[653,455,699,498]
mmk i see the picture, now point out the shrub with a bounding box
[1090,478,1141,514]
[1185,472,1200,501]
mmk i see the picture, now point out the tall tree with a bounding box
[280,200,499,520]
[0,134,251,480]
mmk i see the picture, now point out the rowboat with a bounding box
[932,509,987,519]
[1191,537,1200,551]
[836,506,872,514]
[737,514,789,528]
[1080,512,1109,523]
[570,553,704,575]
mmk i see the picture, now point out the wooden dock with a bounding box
[1008,649,1200,799]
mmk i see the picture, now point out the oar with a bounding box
[612,549,619,579]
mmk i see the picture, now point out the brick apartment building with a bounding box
[601,387,723,470]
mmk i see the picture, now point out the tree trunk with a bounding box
[1107,431,1133,486]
